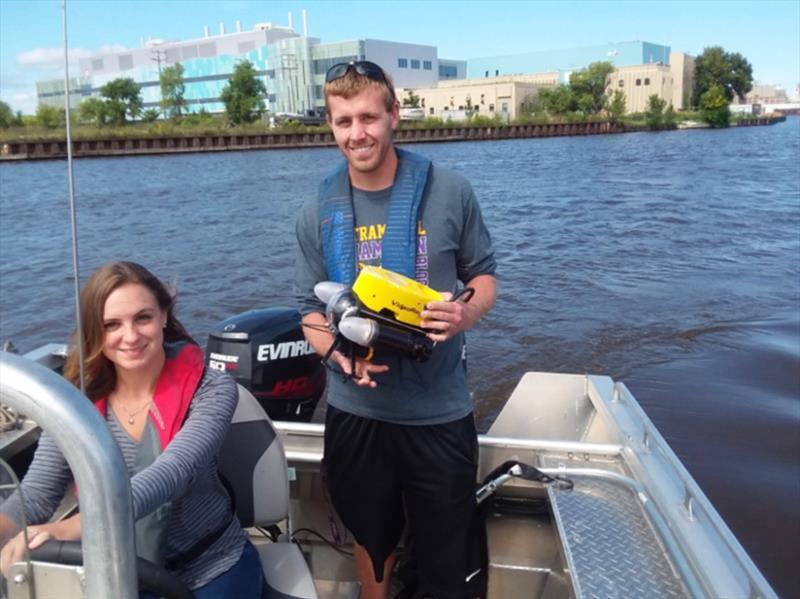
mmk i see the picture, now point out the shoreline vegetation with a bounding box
[0,112,786,162]
[0,108,780,141]
[2,46,779,158]
[0,49,778,160]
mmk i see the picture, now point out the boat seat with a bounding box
[218,384,318,599]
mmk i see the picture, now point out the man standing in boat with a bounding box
[294,60,496,599]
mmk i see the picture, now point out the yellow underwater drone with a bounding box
[314,266,473,368]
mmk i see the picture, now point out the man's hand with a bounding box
[420,274,497,343]
[302,312,389,388]
[331,350,389,388]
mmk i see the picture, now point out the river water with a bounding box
[1,118,798,596]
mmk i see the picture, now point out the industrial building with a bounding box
[36,22,694,120]
[457,42,695,115]
[400,51,694,120]
[399,73,559,121]
[35,11,465,117]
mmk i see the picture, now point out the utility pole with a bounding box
[151,49,168,112]
[151,49,168,77]
[281,54,298,114]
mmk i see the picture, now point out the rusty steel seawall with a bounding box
[0,116,785,162]
[0,121,623,161]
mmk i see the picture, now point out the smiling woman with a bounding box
[0,261,264,598]
[62,262,192,401]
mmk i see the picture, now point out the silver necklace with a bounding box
[111,394,153,425]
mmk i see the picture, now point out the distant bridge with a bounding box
[731,102,800,116]
[763,102,800,115]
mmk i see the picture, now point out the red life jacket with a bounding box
[93,342,205,450]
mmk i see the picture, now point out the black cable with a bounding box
[291,527,354,557]
[255,525,279,543]
[451,286,475,303]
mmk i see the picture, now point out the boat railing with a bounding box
[274,421,623,464]
[588,377,777,599]
[276,382,777,599]
[0,351,137,598]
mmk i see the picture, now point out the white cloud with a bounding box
[0,90,38,115]
[16,44,129,71]
[4,43,130,114]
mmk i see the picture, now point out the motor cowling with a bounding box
[206,308,325,422]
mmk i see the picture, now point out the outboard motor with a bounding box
[206,308,325,422]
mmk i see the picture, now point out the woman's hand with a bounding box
[0,527,53,576]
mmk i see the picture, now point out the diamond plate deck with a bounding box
[543,457,689,599]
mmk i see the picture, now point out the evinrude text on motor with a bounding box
[206,308,325,422]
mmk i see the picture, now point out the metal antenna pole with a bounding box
[62,0,85,394]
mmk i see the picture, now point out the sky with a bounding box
[1,0,798,114]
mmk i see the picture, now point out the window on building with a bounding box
[118,55,133,71]
[489,104,495,111]
[313,56,358,75]
[91,58,104,71]
[238,41,255,54]
[636,78,642,86]
[480,94,485,105]
[398,58,408,68]
[198,43,216,58]
[423,60,432,70]
[501,102,508,112]
[618,80,624,87]
[458,105,464,110]
[644,78,650,85]
[182,45,198,60]
[411,59,420,69]
[429,107,435,114]
[439,64,457,79]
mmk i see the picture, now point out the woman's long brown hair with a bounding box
[63,261,194,400]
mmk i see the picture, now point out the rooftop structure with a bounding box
[467,41,672,83]
[35,12,463,117]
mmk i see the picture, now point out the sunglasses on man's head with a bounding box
[325,61,387,84]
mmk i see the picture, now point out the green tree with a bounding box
[692,46,753,106]
[645,95,668,130]
[699,84,730,128]
[606,89,626,124]
[160,63,186,119]
[0,100,16,128]
[77,97,108,126]
[726,52,754,101]
[100,77,142,125]
[569,61,615,114]
[34,104,66,129]
[538,85,577,115]
[220,60,266,125]
[402,89,420,108]
[141,108,160,122]
[519,92,539,116]
[663,105,677,129]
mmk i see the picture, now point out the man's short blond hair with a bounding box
[324,68,398,116]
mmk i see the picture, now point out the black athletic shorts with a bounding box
[323,405,487,599]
